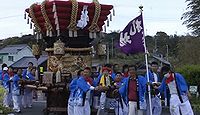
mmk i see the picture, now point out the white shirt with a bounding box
[168,80,178,95]
[153,72,158,83]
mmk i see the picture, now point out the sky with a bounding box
[0,0,190,39]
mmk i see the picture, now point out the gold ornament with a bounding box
[32,44,41,57]
[54,39,65,55]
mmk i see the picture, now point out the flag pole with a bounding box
[139,5,153,115]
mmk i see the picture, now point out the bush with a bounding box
[0,86,13,114]
[0,86,5,104]
[176,65,200,86]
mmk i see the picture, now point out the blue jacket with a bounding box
[22,69,31,80]
[119,75,147,105]
[2,72,10,89]
[158,72,188,98]
[69,77,79,98]
[12,74,21,95]
[23,72,35,81]
[74,76,95,106]
[0,70,2,80]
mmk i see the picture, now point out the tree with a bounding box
[182,0,200,36]
[177,36,200,65]
[154,31,169,55]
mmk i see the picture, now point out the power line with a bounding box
[0,15,22,20]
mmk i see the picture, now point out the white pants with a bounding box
[68,97,74,115]
[3,89,12,107]
[22,88,33,108]
[74,100,90,115]
[129,101,144,115]
[12,95,21,111]
[115,99,128,115]
[170,94,194,115]
[146,96,162,115]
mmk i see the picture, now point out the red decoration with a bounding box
[25,0,113,35]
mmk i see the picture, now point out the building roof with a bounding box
[0,44,30,54]
[152,55,171,65]
[11,56,48,68]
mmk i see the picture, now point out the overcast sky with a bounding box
[0,0,189,39]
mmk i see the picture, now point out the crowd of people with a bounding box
[0,62,36,113]
[0,61,194,115]
[68,62,194,115]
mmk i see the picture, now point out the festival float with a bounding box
[24,0,114,114]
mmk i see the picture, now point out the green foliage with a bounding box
[0,86,13,114]
[0,86,5,104]
[176,65,200,85]
[0,34,46,51]
[182,0,200,35]
[177,37,200,65]
[190,96,200,112]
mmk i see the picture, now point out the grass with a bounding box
[190,95,200,113]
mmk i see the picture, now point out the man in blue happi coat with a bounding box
[67,69,83,115]
[74,67,98,115]
[154,66,194,115]
[11,69,23,113]
[118,66,147,115]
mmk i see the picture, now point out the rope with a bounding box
[67,0,78,31]
[41,0,53,32]
[88,0,101,32]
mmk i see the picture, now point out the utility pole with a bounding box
[166,44,169,61]
[111,38,114,57]
[154,37,157,54]
[106,43,109,64]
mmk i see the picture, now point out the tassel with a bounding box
[46,30,49,36]
[113,8,115,16]
[27,17,29,24]
[33,29,35,35]
[89,32,93,38]
[54,12,57,19]
[24,12,26,19]
[56,23,60,30]
[104,25,106,32]
[69,30,73,37]
[93,32,96,38]
[107,19,109,27]
[52,2,56,12]
[57,29,60,36]
[30,22,32,29]
[55,17,58,25]
[49,30,52,37]
[40,33,42,39]
[110,14,112,21]
[74,31,77,37]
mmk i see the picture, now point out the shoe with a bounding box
[14,109,21,113]
[28,105,32,108]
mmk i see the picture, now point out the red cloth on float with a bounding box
[25,1,113,33]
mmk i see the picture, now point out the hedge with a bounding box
[176,65,200,86]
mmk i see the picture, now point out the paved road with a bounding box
[11,101,46,115]
[8,100,199,115]
[9,101,171,115]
